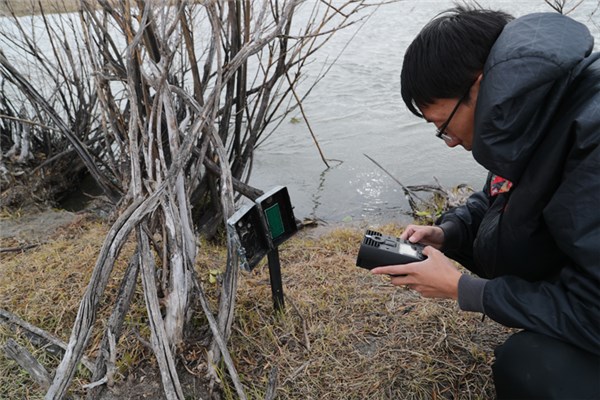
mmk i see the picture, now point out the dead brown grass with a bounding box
[0,214,152,399]
[226,225,513,399]
[0,0,84,16]
[0,0,181,16]
[0,218,514,399]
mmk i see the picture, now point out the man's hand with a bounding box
[371,246,461,300]
[400,224,445,249]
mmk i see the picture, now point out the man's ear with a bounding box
[470,72,484,104]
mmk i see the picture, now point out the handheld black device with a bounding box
[356,229,426,270]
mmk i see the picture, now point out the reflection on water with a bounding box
[249,0,600,226]
[309,167,328,220]
[353,172,386,202]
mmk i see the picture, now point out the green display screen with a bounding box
[264,203,285,239]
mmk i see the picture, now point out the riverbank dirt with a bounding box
[0,208,514,399]
[0,208,79,243]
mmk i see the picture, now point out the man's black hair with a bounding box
[401,5,514,117]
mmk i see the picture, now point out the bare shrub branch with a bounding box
[0,1,380,398]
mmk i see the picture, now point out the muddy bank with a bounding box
[0,209,79,243]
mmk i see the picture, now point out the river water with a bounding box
[248,0,600,226]
[1,1,598,224]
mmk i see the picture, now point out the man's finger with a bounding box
[421,245,440,257]
[371,265,409,275]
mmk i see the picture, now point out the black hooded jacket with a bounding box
[437,13,600,355]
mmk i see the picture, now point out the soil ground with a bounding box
[0,208,78,242]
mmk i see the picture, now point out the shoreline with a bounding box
[0,206,381,244]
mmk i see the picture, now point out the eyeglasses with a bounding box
[435,86,472,143]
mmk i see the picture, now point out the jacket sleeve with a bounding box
[436,177,491,272]
[483,139,600,355]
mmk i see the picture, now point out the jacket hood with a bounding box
[473,12,594,183]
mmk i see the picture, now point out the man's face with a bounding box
[419,76,481,151]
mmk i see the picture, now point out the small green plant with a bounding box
[208,269,221,284]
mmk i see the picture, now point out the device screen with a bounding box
[398,243,418,258]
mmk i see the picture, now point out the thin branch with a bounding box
[285,71,330,168]
[363,153,425,213]
[0,114,60,132]
[195,279,248,400]
[3,339,52,390]
[0,308,95,373]
[0,243,44,253]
